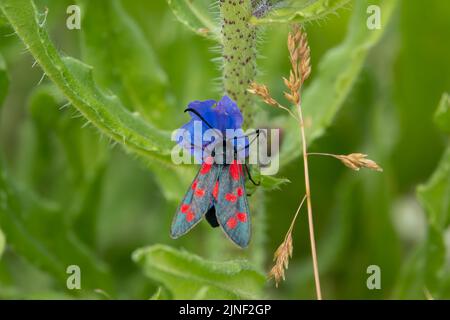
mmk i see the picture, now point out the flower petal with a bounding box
[215,95,243,130]
[177,96,246,163]
[186,100,217,128]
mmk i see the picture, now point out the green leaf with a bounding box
[419,92,450,230]
[72,163,107,247]
[246,169,290,195]
[0,53,8,108]
[412,92,450,297]
[27,84,103,184]
[259,175,290,190]
[149,287,165,300]
[24,85,114,277]
[94,289,113,300]
[280,0,398,166]
[78,0,171,126]
[394,90,450,298]
[0,159,113,292]
[435,93,450,133]
[0,160,65,280]
[28,84,63,128]
[132,244,265,299]
[418,148,450,229]
[0,0,175,166]
[416,147,450,296]
[251,0,351,25]
[0,10,7,27]
[166,0,219,41]
[0,227,5,260]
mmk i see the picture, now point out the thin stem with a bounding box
[296,99,322,300]
[307,152,338,158]
[285,194,307,240]
[275,102,300,122]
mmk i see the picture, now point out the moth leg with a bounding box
[244,164,260,186]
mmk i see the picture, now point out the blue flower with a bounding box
[176,95,248,162]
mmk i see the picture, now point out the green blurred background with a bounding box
[0,0,449,299]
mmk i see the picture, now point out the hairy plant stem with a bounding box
[296,99,322,300]
[219,0,257,127]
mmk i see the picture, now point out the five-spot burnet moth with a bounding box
[171,96,259,248]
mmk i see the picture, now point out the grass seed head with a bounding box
[284,25,311,105]
[269,232,294,287]
[336,153,383,172]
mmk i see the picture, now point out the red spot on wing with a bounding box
[213,181,219,200]
[181,204,190,213]
[186,211,195,222]
[236,212,247,223]
[229,160,242,181]
[225,193,237,202]
[200,162,212,175]
[227,217,237,229]
[195,188,205,197]
[191,179,198,190]
[236,187,244,197]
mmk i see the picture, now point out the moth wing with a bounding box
[215,161,251,248]
[170,162,221,238]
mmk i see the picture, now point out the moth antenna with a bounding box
[184,108,214,129]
